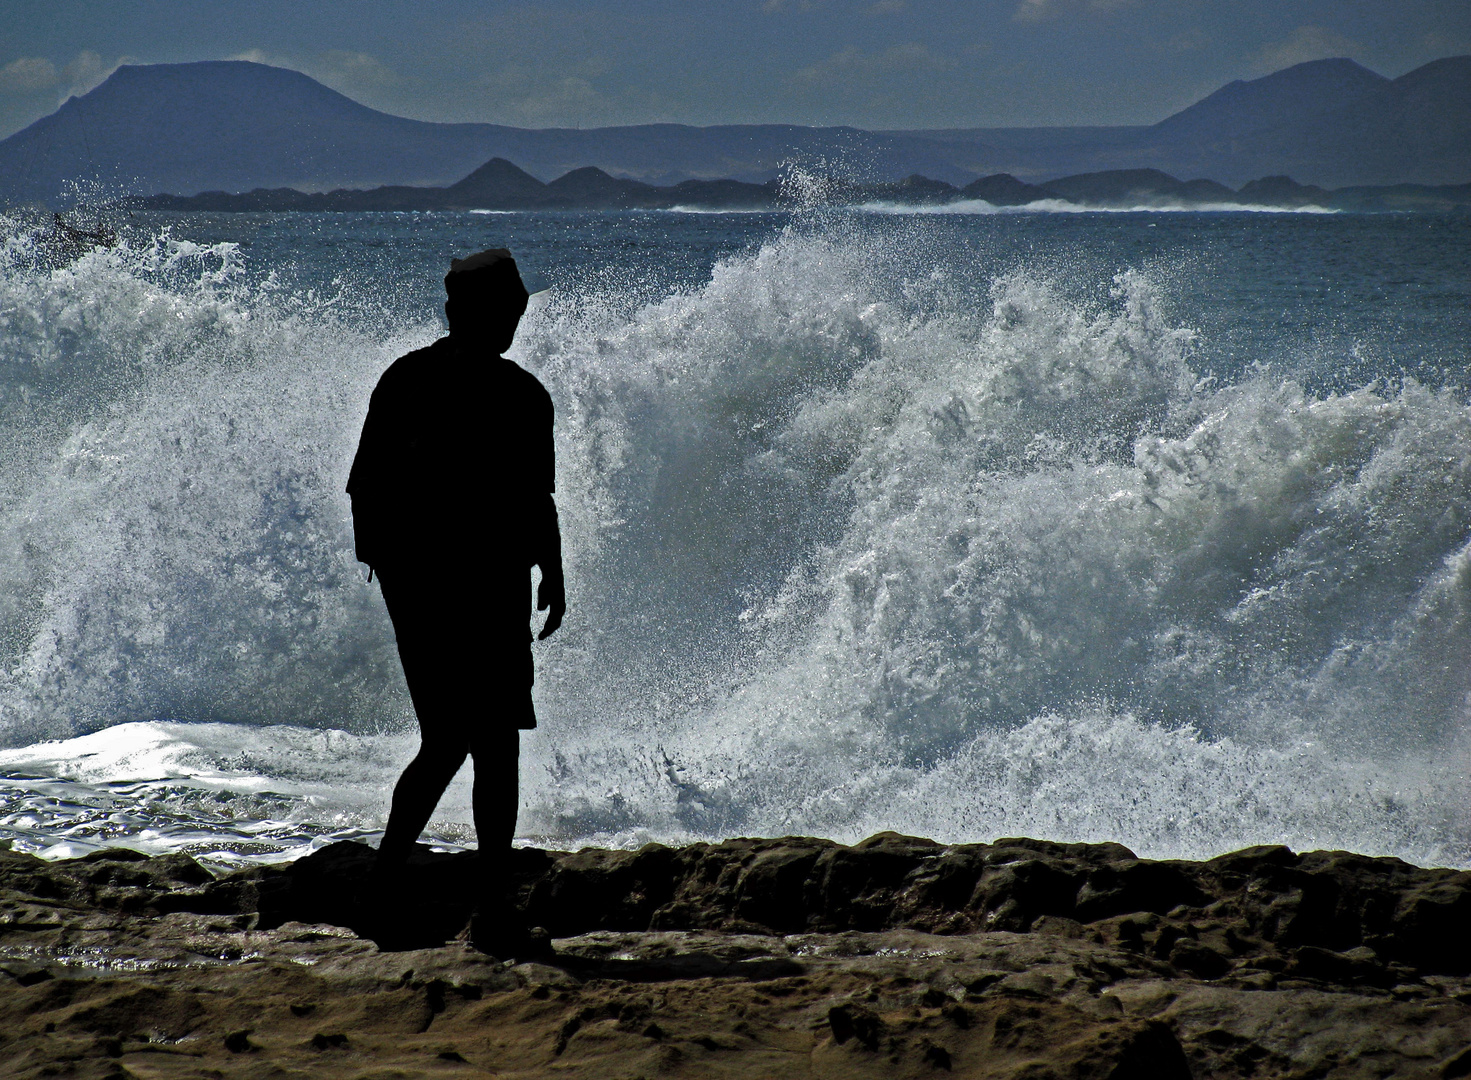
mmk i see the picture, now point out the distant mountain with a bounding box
[1137,56,1471,185]
[1151,58,1390,143]
[457,161,779,209]
[1,56,1468,207]
[1041,169,1237,206]
[0,61,517,204]
[461,123,981,187]
[444,156,550,205]
[0,61,979,205]
[958,173,1055,205]
[131,157,1471,214]
[543,165,657,207]
[133,158,779,212]
[891,57,1471,187]
[1235,175,1331,206]
[1316,55,1471,184]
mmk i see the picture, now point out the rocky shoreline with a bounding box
[2,833,1469,1078]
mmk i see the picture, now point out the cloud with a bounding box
[475,58,627,127]
[1421,31,1471,57]
[1249,25,1359,74]
[1013,0,1136,24]
[315,50,398,89]
[762,0,826,12]
[505,76,605,125]
[790,42,952,86]
[1164,29,1210,54]
[229,48,398,96]
[0,57,58,94]
[61,51,120,99]
[0,52,123,101]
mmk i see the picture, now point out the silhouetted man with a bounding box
[346,249,564,955]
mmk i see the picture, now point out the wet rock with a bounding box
[11,833,1471,984]
[1167,939,1231,980]
[1,960,53,986]
[223,1028,257,1052]
[1076,859,1210,922]
[1,836,1470,1077]
[1057,1018,1192,1080]
[533,841,681,934]
[827,1001,883,1050]
[732,842,831,932]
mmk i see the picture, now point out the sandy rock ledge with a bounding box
[1,833,1469,1078]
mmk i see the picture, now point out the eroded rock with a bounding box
[1,836,1469,1078]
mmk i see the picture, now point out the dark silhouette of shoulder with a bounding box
[347,337,554,566]
[373,337,550,409]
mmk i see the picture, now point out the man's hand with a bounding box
[537,569,566,640]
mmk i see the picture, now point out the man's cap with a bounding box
[445,248,529,299]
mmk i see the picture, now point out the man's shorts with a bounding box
[376,564,537,731]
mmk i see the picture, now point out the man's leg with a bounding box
[469,725,520,907]
[378,725,472,866]
[468,577,535,899]
[467,724,548,955]
[375,566,477,870]
[464,622,547,955]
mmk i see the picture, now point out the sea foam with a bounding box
[0,212,1467,867]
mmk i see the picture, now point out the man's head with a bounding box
[444,248,530,354]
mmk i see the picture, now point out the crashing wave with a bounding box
[0,212,1467,865]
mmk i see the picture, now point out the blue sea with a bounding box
[2,202,1469,870]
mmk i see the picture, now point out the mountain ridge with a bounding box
[1152,58,1391,142]
[2,56,1468,206]
[126,156,1471,214]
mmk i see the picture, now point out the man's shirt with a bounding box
[347,337,555,569]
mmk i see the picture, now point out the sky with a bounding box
[1,1,1468,139]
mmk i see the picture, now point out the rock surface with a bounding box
[1,834,1469,1078]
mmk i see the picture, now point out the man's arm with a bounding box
[534,492,565,640]
[531,381,564,639]
[346,389,391,575]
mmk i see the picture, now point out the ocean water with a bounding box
[1,204,1469,870]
